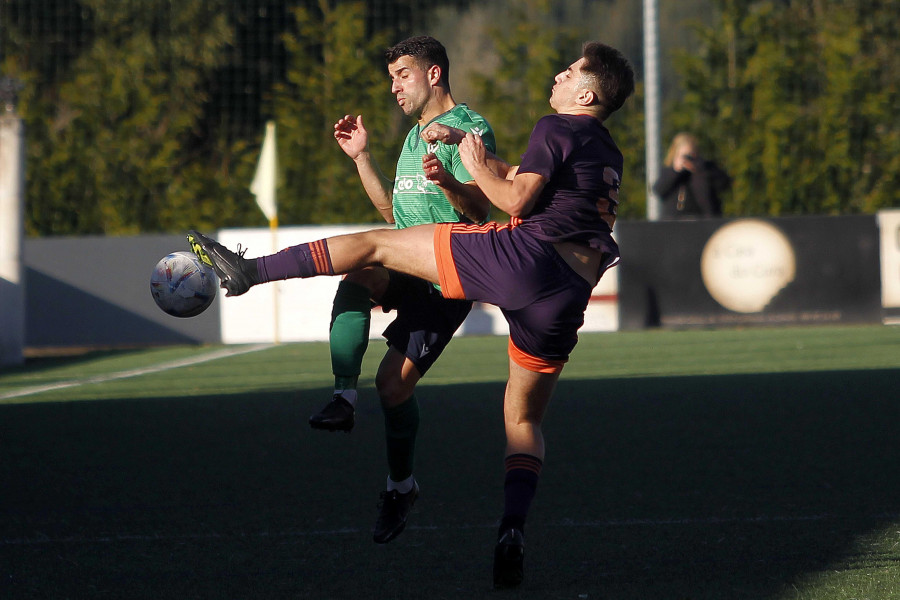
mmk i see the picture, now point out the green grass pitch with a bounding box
[1,324,898,599]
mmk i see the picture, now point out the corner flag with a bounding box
[250,120,281,342]
[250,121,278,225]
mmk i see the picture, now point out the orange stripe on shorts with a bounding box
[508,337,567,374]
[433,224,466,299]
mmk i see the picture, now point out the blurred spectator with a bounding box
[653,133,730,219]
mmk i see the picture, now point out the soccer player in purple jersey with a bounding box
[188,41,634,588]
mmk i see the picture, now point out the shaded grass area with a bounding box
[1,325,899,598]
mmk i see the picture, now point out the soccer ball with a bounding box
[149,251,218,317]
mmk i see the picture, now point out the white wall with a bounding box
[0,114,25,365]
[218,225,619,344]
[878,209,900,324]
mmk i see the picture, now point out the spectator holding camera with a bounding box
[653,132,730,219]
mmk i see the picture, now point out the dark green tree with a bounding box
[608,83,646,220]
[458,0,647,219]
[670,0,900,216]
[468,0,578,161]
[273,0,401,224]
[7,0,262,235]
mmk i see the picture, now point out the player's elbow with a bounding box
[504,194,536,217]
[503,173,544,217]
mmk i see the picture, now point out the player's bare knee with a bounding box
[376,373,416,407]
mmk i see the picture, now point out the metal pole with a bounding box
[0,77,26,366]
[643,0,662,221]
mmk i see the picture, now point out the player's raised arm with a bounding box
[421,153,490,223]
[458,132,545,217]
[422,123,514,180]
[420,122,466,146]
[334,114,395,223]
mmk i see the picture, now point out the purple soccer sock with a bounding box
[500,453,543,533]
[256,239,334,282]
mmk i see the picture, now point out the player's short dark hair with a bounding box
[385,36,451,86]
[581,42,635,119]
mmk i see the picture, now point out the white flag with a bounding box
[250,121,277,223]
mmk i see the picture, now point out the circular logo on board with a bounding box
[701,219,796,313]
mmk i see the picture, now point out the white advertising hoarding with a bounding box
[878,209,900,320]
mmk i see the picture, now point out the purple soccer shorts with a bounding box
[434,222,594,373]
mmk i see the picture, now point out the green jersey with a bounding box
[391,103,496,230]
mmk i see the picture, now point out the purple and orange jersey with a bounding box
[433,113,625,373]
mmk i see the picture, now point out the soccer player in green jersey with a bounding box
[307,36,496,544]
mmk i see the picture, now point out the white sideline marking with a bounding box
[3,513,898,546]
[0,344,272,401]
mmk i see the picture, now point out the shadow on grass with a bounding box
[1,368,898,599]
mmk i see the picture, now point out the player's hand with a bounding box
[334,114,368,160]
[421,123,466,146]
[458,132,486,172]
[423,153,451,186]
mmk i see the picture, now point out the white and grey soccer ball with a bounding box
[149,251,218,318]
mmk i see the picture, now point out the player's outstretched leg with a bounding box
[187,231,258,297]
[189,229,344,296]
[189,226,441,300]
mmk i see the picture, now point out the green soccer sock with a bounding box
[330,280,372,390]
[383,395,420,483]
